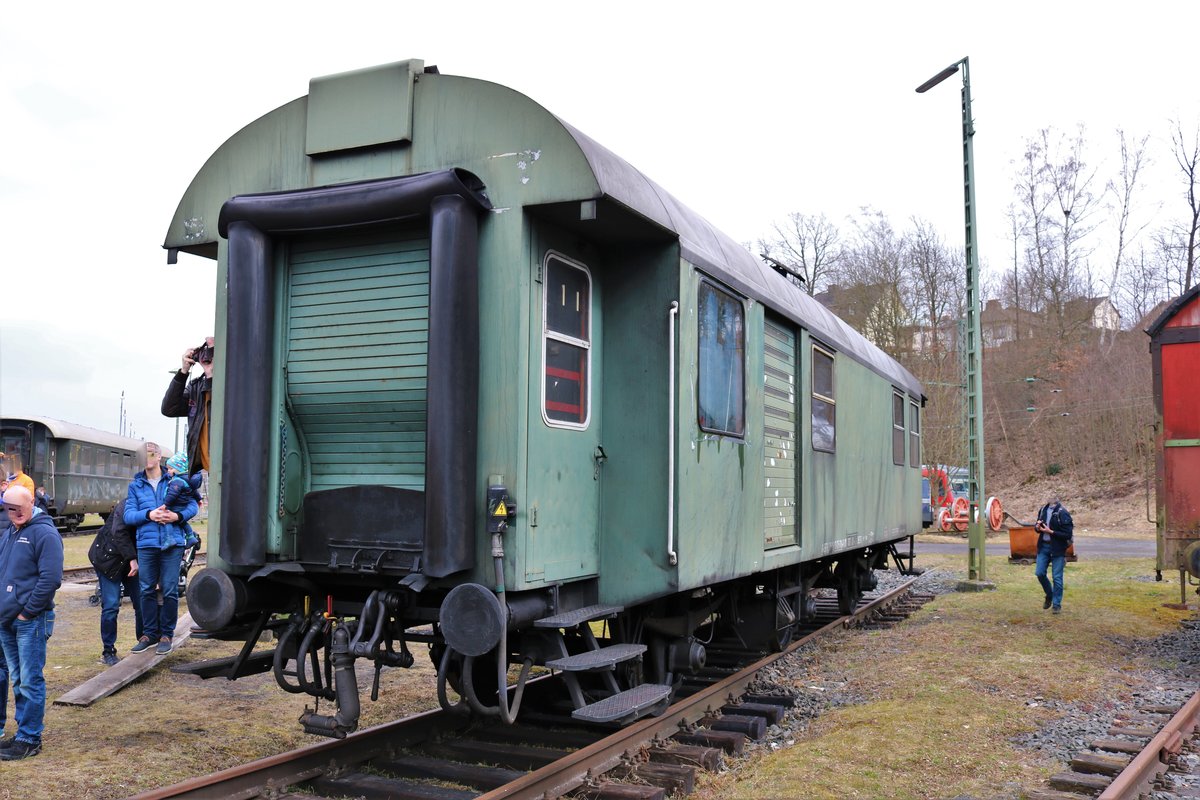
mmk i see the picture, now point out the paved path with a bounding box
[914,535,1155,559]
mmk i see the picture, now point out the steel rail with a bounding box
[128,578,920,800]
[127,706,472,800]
[63,555,208,585]
[1097,687,1200,800]
[477,577,919,800]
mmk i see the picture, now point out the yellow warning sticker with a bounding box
[493,501,508,517]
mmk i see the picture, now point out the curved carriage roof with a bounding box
[164,59,922,399]
[560,120,923,398]
[1,415,150,452]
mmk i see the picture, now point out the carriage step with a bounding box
[546,643,647,672]
[533,604,624,629]
[572,683,673,724]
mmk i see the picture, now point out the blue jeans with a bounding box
[0,609,55,745]
[137,546,183,641]
[1035,547,1066,608]
[0,645,6,736]
[98,571,145,650]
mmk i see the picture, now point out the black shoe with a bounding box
[0,740,41,761]
[156,637,173,655]
[1052,606,1062,615]
[101,649,119,666]
[130,636,154,653]
[0,736,17,751]
[1043,596,1052,610]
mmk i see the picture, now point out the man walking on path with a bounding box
[1034,492,1073,614]
[0,484,64,761]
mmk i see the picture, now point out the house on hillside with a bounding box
[976,296,1122,349]
[909,318,959,354]
[1065,296,1121,332]
[814,283,907,351]
[980,299,1035,348]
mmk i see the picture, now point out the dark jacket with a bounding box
[124,470,199,551]
[89,499,138,580]
[0,509,64,624]
[162,371,211,478]
[1036,502,1074,557]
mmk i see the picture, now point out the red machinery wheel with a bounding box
[938,507,953,532]
[952,497,969,532]
[986,496,1004,531]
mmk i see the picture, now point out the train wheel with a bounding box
[835,561,863,616]
[938,507,953,532]
[952,497,969,532]
[986,496,1004,531]
[65,515,80,533]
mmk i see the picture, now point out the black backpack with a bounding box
[88,506,127,580]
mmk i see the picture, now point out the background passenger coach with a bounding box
[168,59,926,737]
[0,415,146,532]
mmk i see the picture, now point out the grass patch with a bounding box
[693,553,1187,800]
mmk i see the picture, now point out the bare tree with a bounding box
[1168,119,1200,290]
[757,212,842,296]
[840,208,910,355]
[905,218,960,352]
[1043,126,1100,332]
[1107,129,1151,305]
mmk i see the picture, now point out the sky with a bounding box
[1,1,1197,447]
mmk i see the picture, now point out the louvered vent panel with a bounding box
[285,231,430,492]
[763,317,797,549]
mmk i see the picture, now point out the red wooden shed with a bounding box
[1147,283,1200,589]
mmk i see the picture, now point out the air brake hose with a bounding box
[298,623,360,738]
[491,545,533,724]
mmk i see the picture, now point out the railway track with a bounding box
[128,578,934,800]
[64,555,207,585]
[1026,688,1200,800]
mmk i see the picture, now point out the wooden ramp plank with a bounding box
[54,613,195,707]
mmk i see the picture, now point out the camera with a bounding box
[192,343,215,364]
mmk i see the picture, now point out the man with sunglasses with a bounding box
[162,336,215,479]
[0,485,64,761]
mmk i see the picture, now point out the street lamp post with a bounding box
[918,57,988,583]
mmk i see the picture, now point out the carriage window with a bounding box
[812,346,836,452]
[697,281,745,437]
[124,454,133,474]
[909,399,920,468]
[80,445,93,475]
[542,254,592,428]
[892,391,905,466]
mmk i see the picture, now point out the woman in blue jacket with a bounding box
[123,442,198,655]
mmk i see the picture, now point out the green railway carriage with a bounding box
[169,59,924,736]
[0,415,145,531]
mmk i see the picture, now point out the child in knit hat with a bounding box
[160,451,202,549]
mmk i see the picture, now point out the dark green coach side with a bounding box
[165,58,923,663]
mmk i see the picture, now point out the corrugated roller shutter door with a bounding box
[763,317,797,549]
[286,230,430,492]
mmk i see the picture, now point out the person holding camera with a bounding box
[1034,492,1073,614]
[161,336,215,478]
